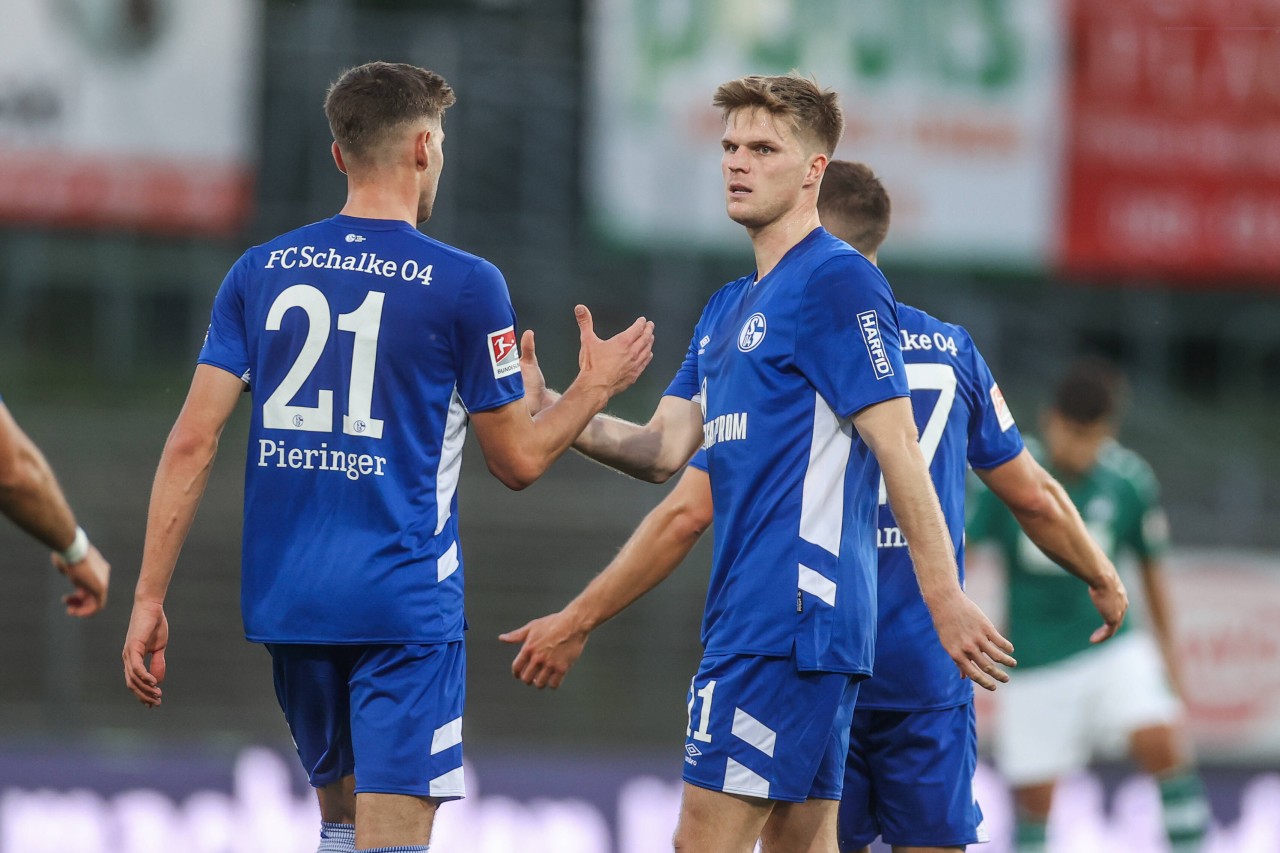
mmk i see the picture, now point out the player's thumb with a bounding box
[575,305,594,339]
[520,329,537,364]
[151,648,168,683]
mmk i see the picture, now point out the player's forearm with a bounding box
[882,446,963,603]
[1140,562,1185,689]
[134,428,220,604]
[1012,478,1118,590]
[563,497,709,633]
[978,452,1120,591]
[541,386,689,483]
[0,437,79,553]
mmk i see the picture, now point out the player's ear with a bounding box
[804,153,828,188]
[415,129,432,172]
[331,141,348,175]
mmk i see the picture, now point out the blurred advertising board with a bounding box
[1061,0,1280,280]
[0,0,259,235]
[587,0,1064,267]
[1169,549,1280,760]
[968,548,1280,763]
[2,746,1278,851]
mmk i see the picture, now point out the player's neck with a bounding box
[339,178,421,226]
[749,207,822,281]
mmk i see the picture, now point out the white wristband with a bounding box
[58,526,89,564]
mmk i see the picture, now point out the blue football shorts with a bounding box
[266,641,466,799]
[838,700,987,851]
[682,651,861,803]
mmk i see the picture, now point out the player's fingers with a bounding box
[498,625,529,644]
[962,657,999,692]
[614,315,648,344]
[986,627,1015,656]
[548,671,565,690]
[1090,623,1116,644]
[980,637,1017,668]
[510,645,532,677]
[520,329,537,364]
[63,590,96,617]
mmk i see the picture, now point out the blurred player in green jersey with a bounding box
[969,360,1208,853]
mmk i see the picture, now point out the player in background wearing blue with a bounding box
[120,62,654,853]
[502,76,1015,852]
[819,165,1127,853]
[503,161,1129,853]
[0,397,110,615]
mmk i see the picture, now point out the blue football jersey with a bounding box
[199,214,524,643]
[688,302,1024,707]
[859,304,1023,709]
[665,228,909,675]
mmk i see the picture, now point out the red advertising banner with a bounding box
[1062,0,1280,281]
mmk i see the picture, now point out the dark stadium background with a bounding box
[0,1,1277,851]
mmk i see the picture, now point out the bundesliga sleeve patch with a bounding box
[487,327,520,379]
[856,310,895,379]
[990,383,1016,431]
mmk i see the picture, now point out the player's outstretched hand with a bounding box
[930,591,1016,691]
[520,329,551,416]
[122,600,169,708]
[1087,572,1129,644]
[575,305,655,398]
[52,545,110,617]
[499,611,589,690]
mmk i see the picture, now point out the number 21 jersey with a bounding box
[198,214,524,644]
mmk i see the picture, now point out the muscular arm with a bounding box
[855,396,1015,690]
[500,465,713,688]
[976,449,1128,642]
[0,402,111,616]
[470,309,655,490]
[0,402,80,551]
[124,365,244,705]
[517,329,703,483]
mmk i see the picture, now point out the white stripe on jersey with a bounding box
[798,564,837,607]
[798,393,852,556]
[435,387,468,536]
[437,541,459,583]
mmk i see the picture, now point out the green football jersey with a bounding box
[968,439,1169,669]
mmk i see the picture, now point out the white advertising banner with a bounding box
[0,0,259,235]
[588,0,1063,266]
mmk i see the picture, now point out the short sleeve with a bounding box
[198,255,253,385]
[794,257,909,418]
[964,332,1025,471]
[687,448,709,472]
[1125,460,1169,560]
[452,260,525,413]
[663,324,704,403]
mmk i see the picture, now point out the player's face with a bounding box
[721,107,817,230]
[1043,411,1113,477]
[416,119,445,224]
